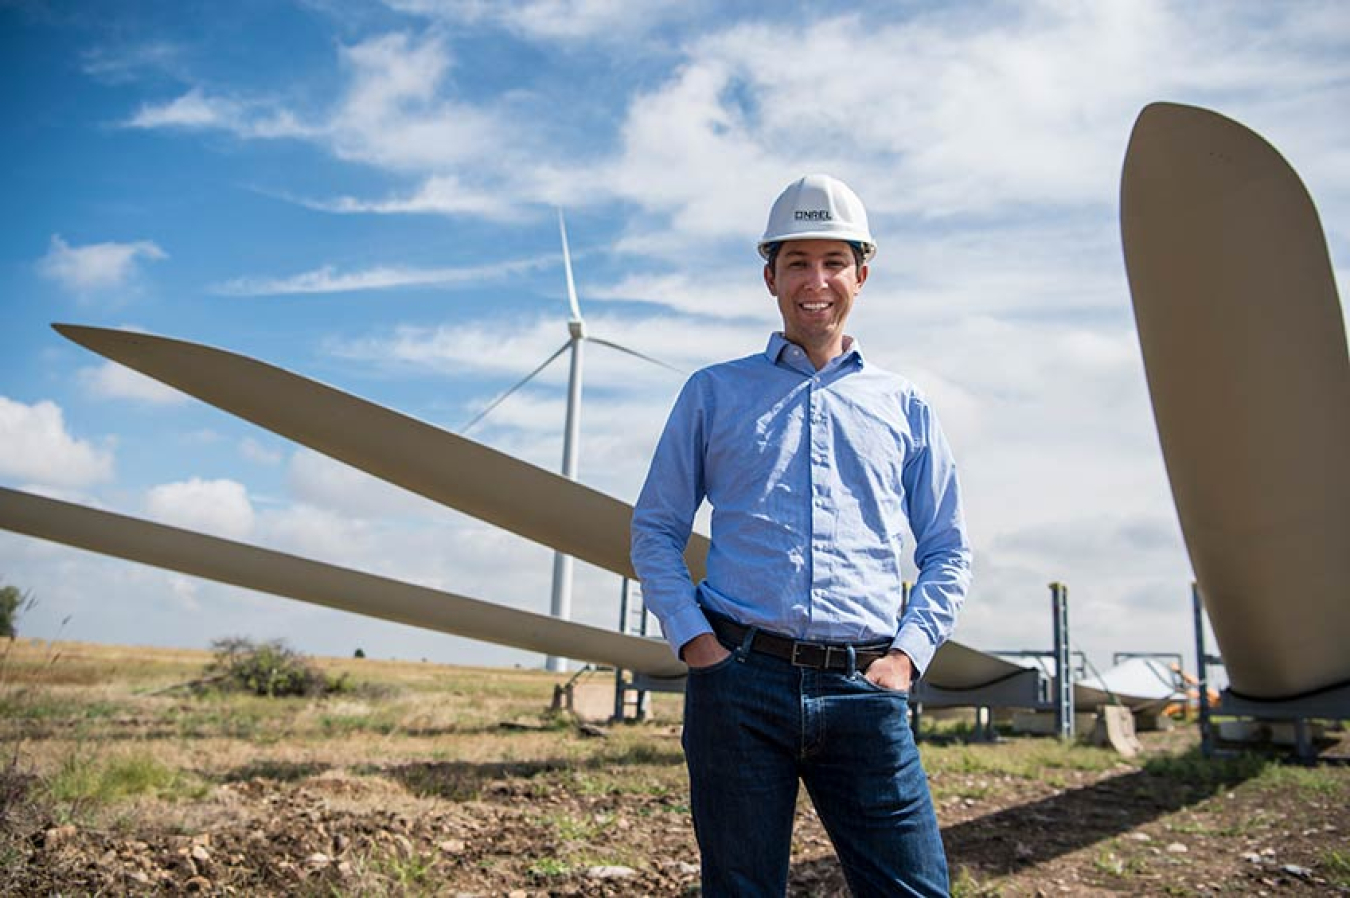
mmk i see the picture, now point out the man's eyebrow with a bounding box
[781,249,851,259]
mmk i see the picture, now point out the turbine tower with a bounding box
[463,211,680,672]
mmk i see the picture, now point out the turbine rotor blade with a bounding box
[558,209,583,322]
[0,487,686,677]
[1121,102,1350,698]
[461,340,572,433]
[588,337,685,375]
[51,324,710,582]
[0,488,1144,701]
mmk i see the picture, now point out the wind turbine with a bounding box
[463,211,681,672]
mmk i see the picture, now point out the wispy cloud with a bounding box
[239,437,283,466]
[124,86,315,138]
[81,41,185,84]
[302,174,525,220]
[210,254,552,296]
[36,235,166,295]
[383,0,686,41]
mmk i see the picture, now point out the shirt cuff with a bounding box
[891,625,938,679]
[660,604,714,659]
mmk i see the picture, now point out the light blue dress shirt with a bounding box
[631,333,971,676]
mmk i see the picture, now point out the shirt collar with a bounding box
[764,332,866,369]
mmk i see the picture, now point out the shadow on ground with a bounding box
[789,748,1266,887]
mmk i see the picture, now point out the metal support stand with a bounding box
[613,578,653,722]
[1051,582,1074,740]
[1192,582,1214,757]
[1189,581,1350,762]
[901,581,924,741]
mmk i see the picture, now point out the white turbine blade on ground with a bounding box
[0,486,687,678]
[52,325,711,583]
[588,336,685,375]
[558,209,583,322]
[42,328,1086,697]
[461,339,571,434]
[1122,102,1350,699]
[0,484,1145,697]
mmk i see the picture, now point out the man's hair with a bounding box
[764,242,866,276]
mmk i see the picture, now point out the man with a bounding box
[631,174,971,897]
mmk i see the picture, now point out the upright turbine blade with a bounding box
[1121,102,1350,699]
[558,209,583,323]
[0,487,686,677]
[51,325,711,583]
[461,340,572,433]
[589,336,685,375]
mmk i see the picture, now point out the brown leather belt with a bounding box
[708,613,891,672]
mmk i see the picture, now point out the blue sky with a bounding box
[1,0,1346,672]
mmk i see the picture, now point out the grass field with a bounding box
[2,638,1347,895]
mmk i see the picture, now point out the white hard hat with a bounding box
[758,173,877,261]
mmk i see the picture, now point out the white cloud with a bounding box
[0,398,114,488]
[327,31,521,173]
[37,235,166,294]
[125,87,238,129]
[77,361,187,405]
[588,1,1350,260]
[257,501,378,562]
[145,478,255,541]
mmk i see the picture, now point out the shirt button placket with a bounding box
[809,382,829,611]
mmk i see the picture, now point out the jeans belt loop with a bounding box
[845,644,857,677]
[735,625,757,662]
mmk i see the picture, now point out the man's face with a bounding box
[764,239,868,352]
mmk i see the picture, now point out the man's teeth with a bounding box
[801,302,831,310]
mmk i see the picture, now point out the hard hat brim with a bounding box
[758,236,877,262]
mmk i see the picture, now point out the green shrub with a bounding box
[201,637,348,698]
[0,584,29,639]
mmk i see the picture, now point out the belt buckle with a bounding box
[790,641,813,668]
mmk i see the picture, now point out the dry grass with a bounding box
[2,638,1346,896]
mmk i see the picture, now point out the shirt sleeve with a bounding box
[631,375,713,657]
[892,397,972,677]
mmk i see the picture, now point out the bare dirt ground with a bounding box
[2,639,1347,896]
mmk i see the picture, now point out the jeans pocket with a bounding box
[687,652,738,676]
[850,671,909,698]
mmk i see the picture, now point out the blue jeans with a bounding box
[683,642,948,897]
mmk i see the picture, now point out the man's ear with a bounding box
[855,263,869,292]
[764,263,777,296]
